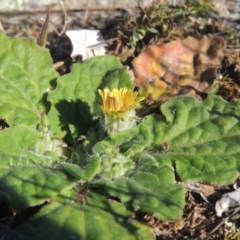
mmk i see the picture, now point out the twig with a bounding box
[39,0,71,37]
[0,21,4,32]
[57,0,72,35]
[46,0,71,36]
[186,183,215,210]
[0,8,122,16]
[204,217,228,240]
[204,206,240,240]
[83,0,93,26]
[37,8,50,47]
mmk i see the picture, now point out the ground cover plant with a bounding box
[1,1,240,239]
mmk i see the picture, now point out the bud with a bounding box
[98,148,135,179]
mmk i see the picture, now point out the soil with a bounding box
[1,2,240,240]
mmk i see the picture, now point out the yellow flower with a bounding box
[98,88,144,133]
[98,88,144,113]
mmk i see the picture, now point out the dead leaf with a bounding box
[132,34,225,103]
[36,8,50,47]
[117,46,135,62]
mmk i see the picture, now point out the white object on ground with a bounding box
[215,188,240,217]
[66,29,106,60]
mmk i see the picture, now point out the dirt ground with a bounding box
[1,1,240,239]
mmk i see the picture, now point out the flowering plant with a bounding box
[0,31,240,239]
[98,87,144,133]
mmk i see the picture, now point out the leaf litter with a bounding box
[132,35,225,102]
[1,1,240,239]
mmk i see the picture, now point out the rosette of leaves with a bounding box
[0,32,152,239]
[0,31,240,240]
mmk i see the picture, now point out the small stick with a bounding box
[0,21,4,32]
[37,8,50,47]
[204,206,240,240]
[83,0,93,25]
[47,0,72,36]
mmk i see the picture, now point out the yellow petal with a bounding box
[98,88,144,114]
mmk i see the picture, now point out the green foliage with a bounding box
[0,29,240,239]
[116,0,213,49]
[141,95,240,184]
[0,32,58,127]
[0,165,75,209]
[9,191,153,240]
[0,126,41,155]
[58,155,101,180]
[102,155,185,220]
[47,57,132,145]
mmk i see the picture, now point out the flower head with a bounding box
[98,88,144,133]
[98,88,144,113]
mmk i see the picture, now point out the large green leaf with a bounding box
[138,94,240,184]
[100,67,134,90]
[0,123,66,163]
[0,126,41,155]
[104,154,185,221]
[10,190,154,240]
[0,126,96,209]
[93,130,185,221]
[92,94,240,221]
[0,127,75,209]
[0,32,58,127]
[58,155,101,181]
[48,56,133,141]
[0,165,75,209]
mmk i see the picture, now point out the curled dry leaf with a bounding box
[132,35,225,103]
[117,46,135,62]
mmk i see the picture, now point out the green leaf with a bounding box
[0,124,66,162]
[32,115,69,159]
[0,165,75,209]
[10,191,154,240]
[92,128,148,179]
[0,32,58,127]
[0,126,41,155]
[58,155,101,180]
[140,94,240,184]
[132,29,145,43]
[93,128,139,155]
[147,27,159,33]
[0,127,75,209]
[48,56,129,140]
[100,67,134,90]
[103,154,185,221]
[93,94,240,221]
[92,122,153,162]
[0,126,58,181]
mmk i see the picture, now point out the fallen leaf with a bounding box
[117,46,135,62]
[132,35,225,103]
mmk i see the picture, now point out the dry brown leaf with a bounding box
[132,34,225,103]
[117,46,135,62]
